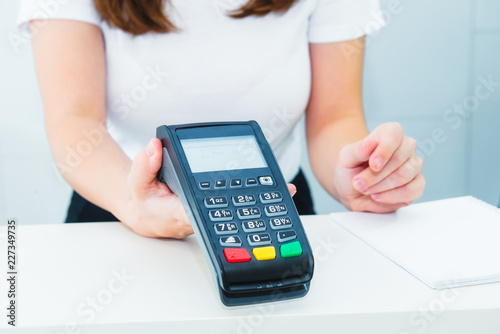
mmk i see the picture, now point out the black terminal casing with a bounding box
[156,121,314,306]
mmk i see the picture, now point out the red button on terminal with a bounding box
[224,248,251,263]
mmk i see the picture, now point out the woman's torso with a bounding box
[103,0,317,180]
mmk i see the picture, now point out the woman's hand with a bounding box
[121,138,299,239]
[121,138,194,238]
[334,122,425,213]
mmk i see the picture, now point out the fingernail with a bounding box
[353,178,367,193]
[373,157,383,170]
[146,140,154,157]
[372,193,381,201]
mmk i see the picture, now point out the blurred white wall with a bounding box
[0,0,72,225]
[1,0,499,225]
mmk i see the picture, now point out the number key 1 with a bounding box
[204,196,228,208]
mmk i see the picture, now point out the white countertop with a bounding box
[1,215,499,333]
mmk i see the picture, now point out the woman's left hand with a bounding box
[334,122,425,213]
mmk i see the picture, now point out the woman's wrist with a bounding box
[103,166,136,226]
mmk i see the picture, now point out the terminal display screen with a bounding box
[181,135,268,173]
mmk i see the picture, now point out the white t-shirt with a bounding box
[18,0,384,181]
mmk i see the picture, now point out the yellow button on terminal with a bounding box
[252,246,276,261]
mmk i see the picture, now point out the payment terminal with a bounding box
[157,121,314,306]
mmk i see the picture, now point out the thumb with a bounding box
[339,136,378,169]
[129,138,164,199]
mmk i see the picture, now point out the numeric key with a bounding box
[259,191,282,204]
[209,209,233,221]
[204,197,228,208]
[232,194,256,206]
[242,220,266,232]
[237,207,261,219]
[247,233,272,246]
[269,217,293,230]
[214,223,238,235]
[264,204,287,217]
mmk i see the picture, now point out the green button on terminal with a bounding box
[280,241,303,258]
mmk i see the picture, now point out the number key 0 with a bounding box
[247,233,272,246]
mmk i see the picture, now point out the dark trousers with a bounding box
[65,170,315,223]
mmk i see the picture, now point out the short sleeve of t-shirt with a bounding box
[308,0,385,43]
[17,0,101,33]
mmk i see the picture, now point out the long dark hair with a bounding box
[93,0,299,35]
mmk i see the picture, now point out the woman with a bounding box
[18,0,425,238]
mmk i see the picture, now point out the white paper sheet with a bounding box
[330,196,500,289]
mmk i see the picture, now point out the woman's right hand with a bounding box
[119,137,299,239]
[120,138,194,239]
